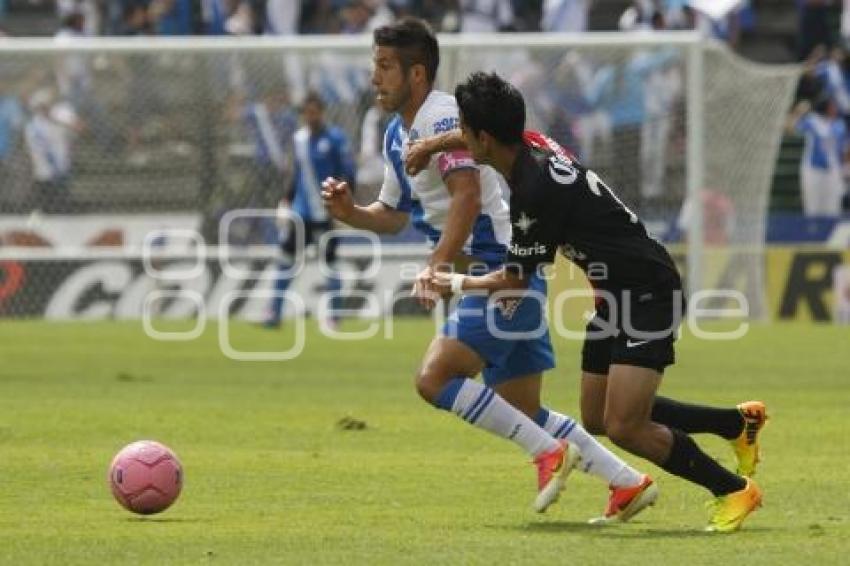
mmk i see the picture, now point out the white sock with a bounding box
[445,379,559,458]
[538,407,643,487]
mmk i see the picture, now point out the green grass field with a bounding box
[0,320,847,565]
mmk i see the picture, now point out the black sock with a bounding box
[661,428,746,497]
[652,396,744,440]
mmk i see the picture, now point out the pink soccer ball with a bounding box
[108,440,183,515]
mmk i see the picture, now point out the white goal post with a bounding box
[0,32,799,319]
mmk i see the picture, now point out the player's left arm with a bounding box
[429,168,481,268]
[411,167,481,309]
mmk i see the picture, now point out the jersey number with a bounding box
[586,170,638,224]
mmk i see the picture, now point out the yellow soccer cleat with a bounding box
[705,478,763,533]
[730,401,768,477]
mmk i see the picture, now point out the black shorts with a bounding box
[581,284,685,375]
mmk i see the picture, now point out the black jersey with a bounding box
[505,131,680,295]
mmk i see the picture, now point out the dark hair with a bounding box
[455,72,525,145]
[813,91,832,115]
[302,90,325,111]
[373,17,439,84]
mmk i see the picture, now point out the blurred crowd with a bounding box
[0,0,757,40]
[0,1,846,223]
[787,39,850,218]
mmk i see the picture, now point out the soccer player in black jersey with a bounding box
[411,71,767,532]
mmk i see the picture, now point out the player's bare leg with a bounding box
[498,372,657,523]
[416,338,578,512]
[602,366,671,462]
[600,364,761,532]
[491,373,542,418]
[579,371,608,435]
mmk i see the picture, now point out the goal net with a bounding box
[0,34,798,320]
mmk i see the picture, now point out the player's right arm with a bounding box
[405,129,467,176]
[786,100,811,135]
[431,265,529,295]
[321,177,409,234]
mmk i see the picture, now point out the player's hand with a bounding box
[429,271,454,295]
[404,138,434,176]
[411,265,441,311]
[321,177,354,221]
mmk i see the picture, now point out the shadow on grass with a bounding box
[124,517,204,524]
[595,525,780,539]
[488,521,602,534]
[495,522,779,538]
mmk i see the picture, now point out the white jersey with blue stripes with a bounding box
[377,90,511,266]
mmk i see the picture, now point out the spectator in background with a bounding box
[265,0,301,34]
[57,0,100,35]
[340,0,395,34]
[799,0,833,61]
[797,44,829,104]
[542,0,591,32]
[619,0,658,31]
[54,10,90,102]
[122,1,154,35]
[545,51,613,164]
[228,79,299,243]
[264,91,356,328]
[24,89,83,214]
[511,0,543,31]
[406,0,459,32]
[301,0,341,34]
[54,9,118,152]
[0,88,24,202]
[788,94,849,217]
[202,0,254,35]
[201,0,229,34]
[460,0,515,32]
[815,46,850,117]
[355,99,390,199]
[118,2,162,165]
[662,1,754,48]
[640,51,681,215]
[265,0,306,104]
[149,0,194,35]
[224,1,255,35]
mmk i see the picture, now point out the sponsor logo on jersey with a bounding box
[432,117,459,134]
[437,151,475,175]
[509,242,547,256]
[513,212,537,235]
[548,155,578,185]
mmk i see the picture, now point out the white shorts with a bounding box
[800,166,845,217]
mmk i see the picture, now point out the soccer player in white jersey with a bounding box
[322,18,657,521]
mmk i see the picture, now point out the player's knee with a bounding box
[414,368,443,405]
[604,415,640,449]
[581,410,606,436]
